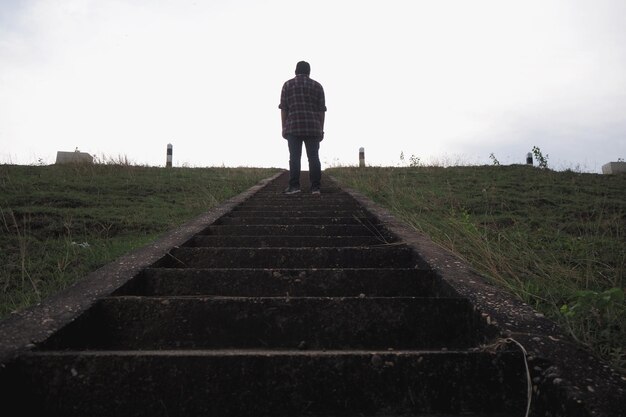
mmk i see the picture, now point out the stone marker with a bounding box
[526,152,533,165]
[359,147,365,167]
[166,143,173,168]
[602,161,626,174]
[55,151,93,165]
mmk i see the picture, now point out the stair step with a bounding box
[185,235,394,247]
[155,246,420,268]
[245,196,354,203]
[114,268,448,297]
[200,224,394,238]
[238,193,353,199]
[235,203,362,210]
[4,350,527,417]
[38,296,483,350]
[233,206,363,213]
[215,216,380,225]
[227,210,369,218]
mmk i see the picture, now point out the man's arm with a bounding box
[318,85,326,134]
[281,110,288,128]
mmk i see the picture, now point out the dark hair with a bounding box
[295,61,311,75]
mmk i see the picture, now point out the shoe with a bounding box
[311,188,321,195]
[283,187,301,195]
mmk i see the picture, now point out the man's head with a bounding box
[295,61,311,76]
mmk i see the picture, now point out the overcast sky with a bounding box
[1,0,625,172]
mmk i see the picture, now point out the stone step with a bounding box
[247,192,352,200]
[235,202,362,210]
[245,198,355,206]
[215,216,380,225]
[114,268,449,297]
[155,246,420,269]
[232,206,365,214]
[258,182,341,189]
[4,350,527,417]
[200,224,394,239]
[234,201,361,208]
[38,297,484,350]
[249,197,352,203]
[227,210,369,217]
[198,224,397,237]
[185,235,393,247]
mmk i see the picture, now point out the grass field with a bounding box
[0,163,279,318]
[328,165,625,371]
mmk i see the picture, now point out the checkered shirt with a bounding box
[279,74,327,140]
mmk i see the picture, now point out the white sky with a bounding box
[1,0,625,172]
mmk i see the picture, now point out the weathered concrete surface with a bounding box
[55,150,93,164]
[185,234,392,247]
[601,161,626,174]
[4,350,525,417]
[0,172,283,364]
[330,175,626,417]
[155,246,422,269]
[37,296,483,350]
[199,224,394,237]
[114,267,443,297]
[216,215,380,225]
[227,209,367,217]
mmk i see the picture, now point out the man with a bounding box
[279,61,326,195]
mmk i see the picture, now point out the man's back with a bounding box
[280,74,326,140]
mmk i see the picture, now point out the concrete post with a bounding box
[526,152,533,165]
[166,144,173,168]
[359,147,365,167]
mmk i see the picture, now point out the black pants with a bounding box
[287,135,321,190]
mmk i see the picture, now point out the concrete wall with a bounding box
[55,151,93,165]
[601,161,626,174]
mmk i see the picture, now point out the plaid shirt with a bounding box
[279,74,326,140]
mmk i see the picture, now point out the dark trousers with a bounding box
[287,135,321,189]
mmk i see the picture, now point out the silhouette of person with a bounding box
[279,61,326,194]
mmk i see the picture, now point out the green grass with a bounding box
[0,163,279,318]
[328,165,625,371]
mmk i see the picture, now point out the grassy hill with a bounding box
[0,164,279,318]
[327,165,625,371]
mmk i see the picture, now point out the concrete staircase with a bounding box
[1,172,528,416]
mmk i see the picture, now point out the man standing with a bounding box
[279,61,326,194]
